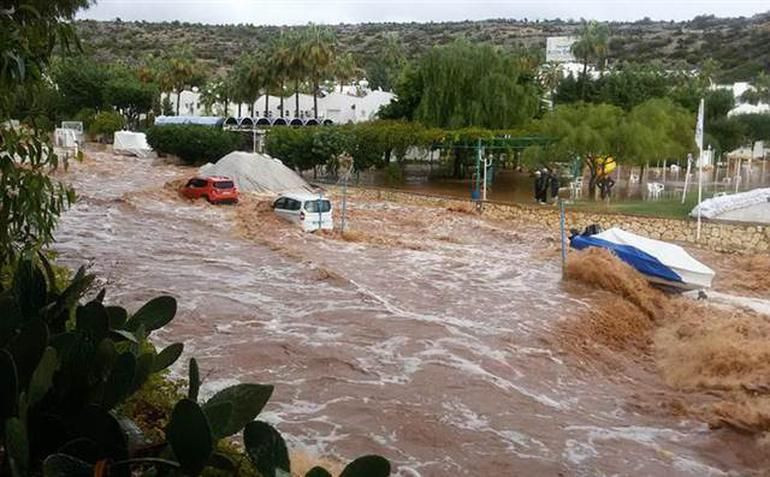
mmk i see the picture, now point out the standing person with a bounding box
[533,170,544,203]
[548,169,561,202]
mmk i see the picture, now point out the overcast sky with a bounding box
[77,0,769,25]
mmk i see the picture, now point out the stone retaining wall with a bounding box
[348,188,770,254]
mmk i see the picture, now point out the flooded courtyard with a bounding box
[52,147,766,476]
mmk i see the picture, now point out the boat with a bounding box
[569,227,715,290]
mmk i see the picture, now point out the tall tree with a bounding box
[159,54,195,116]
[270,32,293,117]
[334,52,360,92]
[105,67,157,129]
[287,30,309,118]
[303,24,335,119]
[523,100,694,199]
[539,62,563,108]
[571,20,610,100]
[410,41,540,129]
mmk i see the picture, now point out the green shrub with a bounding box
[384,163,404,185]
[146,125,242,165]
[88,110,125,139]
[74,107,97,131]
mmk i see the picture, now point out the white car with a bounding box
[272,192,333,231]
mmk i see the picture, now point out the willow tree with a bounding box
[414,41,540,130]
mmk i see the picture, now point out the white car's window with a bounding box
[304,200,331,213]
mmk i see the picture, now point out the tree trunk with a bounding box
[224,98,229,116]
[250,102,255,117]
[279,81,285,117]
[294,80,300,117]
[264,93,269,117]
[176,90,181,116]
[586,156,598,200]
[313,78,319,119]
[237,103,242,117]
[580,58,589,101]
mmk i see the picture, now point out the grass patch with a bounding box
[568,195,699,219]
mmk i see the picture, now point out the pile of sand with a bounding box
[563,248,770,434]
[199,151,314,194]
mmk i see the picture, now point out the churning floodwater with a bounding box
[53,148,754,476]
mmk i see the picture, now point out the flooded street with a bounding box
[53,148,756,476]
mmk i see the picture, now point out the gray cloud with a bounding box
[77,0,769,25]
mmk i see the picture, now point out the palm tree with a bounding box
[231,53,261,117]
[570,20,610,100]
[334,52,360,92]
[270,32,293,117]
[160,56,195,116]
[287,30,309,118]
[303,24,336,119]
[539,62,563,108]
[244,55,264,117]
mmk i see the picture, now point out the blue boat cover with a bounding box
[570,235,683,284]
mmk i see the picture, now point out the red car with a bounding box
[180,176,239,204]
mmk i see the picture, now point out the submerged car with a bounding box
[180,176,239,204]
[272,192,333,231]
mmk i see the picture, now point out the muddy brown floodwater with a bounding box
[54,147,758,476]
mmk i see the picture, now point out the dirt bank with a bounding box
[564,248,770,441]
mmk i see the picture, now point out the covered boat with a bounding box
[570,227,715,290]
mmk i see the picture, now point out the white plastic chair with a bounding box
[647,182,664,199]
[570,177,583,199]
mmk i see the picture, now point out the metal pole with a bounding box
[340,172,348,233]
[559,199,567,275]
[697,144,704,241]
[475,139,482,200]
[681,154,692,204]
[482,157,488,201]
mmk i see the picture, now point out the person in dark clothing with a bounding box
[597,176,615,200]
[548,171,560,200]
[534,170,547,203]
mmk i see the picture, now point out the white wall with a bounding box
[162,87,394,124]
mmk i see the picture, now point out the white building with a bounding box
[162,83,394,124]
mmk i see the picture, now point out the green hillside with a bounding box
[73,12,770,83]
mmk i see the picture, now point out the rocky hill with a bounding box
[75,12,770,83]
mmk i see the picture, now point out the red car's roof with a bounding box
[191,176,233,182]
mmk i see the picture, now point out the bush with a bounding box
[88,110,125,139]
[146,125,242,164]
[74,107,97,131]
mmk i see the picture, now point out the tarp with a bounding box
[113,131,153,158]
[690,188,770,219]
[570,227,714,290]
[199,151,314,194]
